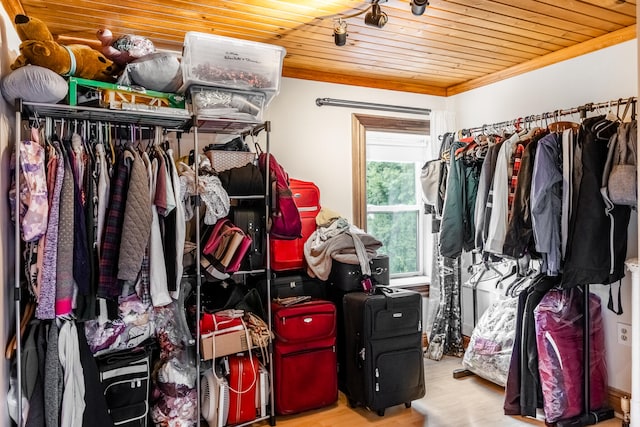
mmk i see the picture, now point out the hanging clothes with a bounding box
[427,251,464,359]
[530,132,563,276]
[17,129,49,243]
[95,143,111,257]
[167,148,186,297]
[55,154,77,317]
[117,149,153,282]
[148,154,172,307]
[485,133,519,255]
[59,321,86,427]
[439,138,481,258]
[474,137,501,252]
[503,130,547,259]
[517,275,558,417]
[98,149,132,300]
[562,116,631,286]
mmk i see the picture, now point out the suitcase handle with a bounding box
[355,332,364,370]
[373,266,385,275]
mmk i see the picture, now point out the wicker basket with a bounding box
[206,150,257,172]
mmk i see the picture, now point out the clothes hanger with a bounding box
[518,116,542,141]
[594,99,628,140]
[547,109,579,133]
[5,300,35,360]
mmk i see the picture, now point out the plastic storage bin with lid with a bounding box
[182,31,286,106]
[189,86,265,122]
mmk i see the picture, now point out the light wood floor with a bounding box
[259,355,622,427]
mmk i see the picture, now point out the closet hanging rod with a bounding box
[461,96,637,136]
[315,97,431,115]
[17,99,192,131]
[30,118,184,132]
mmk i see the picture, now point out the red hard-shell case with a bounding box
[227,354,259,424]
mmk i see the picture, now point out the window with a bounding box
[352,114,431,284]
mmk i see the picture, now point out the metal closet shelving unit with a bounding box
[11,99,193,427]
[192,113,275,427]
[11,100,275,427]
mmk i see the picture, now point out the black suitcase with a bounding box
[328,255,390,292]
[343,287,425,416]
[325,285,353,392]
[256,272,327,303]
[232,207,266,271]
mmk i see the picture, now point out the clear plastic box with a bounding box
[189,86,265,122]
[182,31,286,105]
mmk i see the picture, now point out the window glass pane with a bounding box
[366,161,417,206]
[367,211,419,274]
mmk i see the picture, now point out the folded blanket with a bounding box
[304,220,382,281]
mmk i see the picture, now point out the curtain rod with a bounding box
[315,97,431,116]
[462,97,637,135]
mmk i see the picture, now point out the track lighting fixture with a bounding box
[333,0,414,47]
[334,19,348,46]
[364,2,388,28]
[410,0,429,16]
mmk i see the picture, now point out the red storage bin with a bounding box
[270,178,320,271]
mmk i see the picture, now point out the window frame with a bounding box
[351,113,430,228]
[351,113,431,283]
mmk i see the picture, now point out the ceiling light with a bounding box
[411,0,429,16]
[364,2,388,28]
[334,19,348,46]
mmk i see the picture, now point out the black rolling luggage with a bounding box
[342,287,425,416]
[325,285,352,391]
[328,255,390,291]
[326,254,389,391]
[256,272,327,303]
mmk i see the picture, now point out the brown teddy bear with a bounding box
[11,14,117,82]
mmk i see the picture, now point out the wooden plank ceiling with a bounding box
[3,0,637,97]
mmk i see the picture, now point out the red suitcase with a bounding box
[270,178,320,271]
[227,354,259,425]
[272,300,338,415]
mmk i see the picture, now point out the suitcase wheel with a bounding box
[405,402,412,409]
[347,398,358,408]
[377,409,385,416]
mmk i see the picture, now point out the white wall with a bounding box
[264,78,446,223]
[451,40,638,393]
[454,40,638,129]
[0,6,22,426]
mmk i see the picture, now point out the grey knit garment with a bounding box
[117,150,153,281]
[45,321,62,427]
[55,158,76,314]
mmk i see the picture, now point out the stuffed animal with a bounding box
[11,14,116,82]
[97,28,155,66]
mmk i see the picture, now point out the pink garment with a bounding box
[534,288,607,423]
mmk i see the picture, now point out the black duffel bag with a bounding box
[217,163,264,196]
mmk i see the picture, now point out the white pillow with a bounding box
[1,65,68,104]
[127,52,183,93]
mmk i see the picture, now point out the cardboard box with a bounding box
[201,329,251,360]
